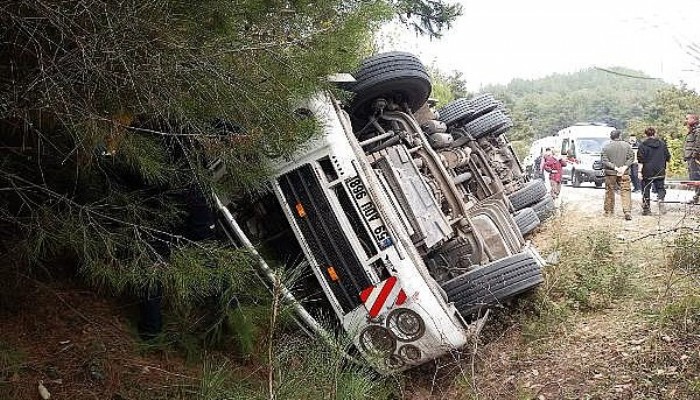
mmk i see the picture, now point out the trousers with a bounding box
[689,159,700,201]
[604,174,631,214]
[550,180,561,199]
[641,177,666,211]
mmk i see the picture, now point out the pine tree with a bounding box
[0,0,460,345]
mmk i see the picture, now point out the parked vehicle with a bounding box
[523,136,558,180]
[555,123,613,187]
[216,52,546,373]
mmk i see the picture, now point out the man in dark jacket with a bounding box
[637,127,671,215]
[601,129,635,220]
[684,114,700,204]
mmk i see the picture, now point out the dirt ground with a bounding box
[0,280,203,399]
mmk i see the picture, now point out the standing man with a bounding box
[637,127,671,215]
[601,129,635,220]
[533,152,544,180]
[540,148,554,190]
[684,114,700,204]
[628,135,641,192]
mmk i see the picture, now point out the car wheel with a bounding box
[531,195,556,222]
[441,252,543,318]
[508,179,548,211]
[513,207,540,237]
[595,181,603,188]
[572,170,582,187]
[348,52,431,119]
[462,109,513,139]
[437,94,500,126]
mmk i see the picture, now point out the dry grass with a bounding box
[402,199,700,399]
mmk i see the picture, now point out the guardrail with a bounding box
[664,180,700,191]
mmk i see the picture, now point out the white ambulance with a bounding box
[555,123,614,187]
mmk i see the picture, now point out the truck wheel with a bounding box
[513,207,540,237]
[348,52,431,119]
[491,123,512,137]
[572,170,582,187]
[531,195,555,222]
[462,109,513,139]
[437,94,500,126]
[508,180,547,211]
[441,252,543,318]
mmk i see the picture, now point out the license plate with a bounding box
[346,177,393,249]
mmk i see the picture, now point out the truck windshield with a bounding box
[577,137,609,154]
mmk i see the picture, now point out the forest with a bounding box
[1,1,699,399]
[458,68,700,175]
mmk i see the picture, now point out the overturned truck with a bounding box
[218,52,547,372]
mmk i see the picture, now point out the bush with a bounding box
[667,232,700,277]
[548,228,632,311]
[659,295,700,334]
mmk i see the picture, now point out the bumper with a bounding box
[577,168,605,180]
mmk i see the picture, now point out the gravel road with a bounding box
[552,181,699,218]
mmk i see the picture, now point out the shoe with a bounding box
[641,209,651,216]
[604,211,613,217]
[624,213,632,220]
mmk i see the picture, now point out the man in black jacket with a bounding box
[637,127,671,215]
[684,114,700,204]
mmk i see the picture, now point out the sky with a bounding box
[379,0,700,92]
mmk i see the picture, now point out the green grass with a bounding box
[667,232,700,276]
[516,227,637,341]
[0,340,24,380]
[659,295,700,334]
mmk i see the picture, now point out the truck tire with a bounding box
[508,180,547,211]
[348,52,431,119]
[462,109,513,139]
[437,94,500,126]
[531,195,555,222]
[491,123,512,137]
[441,252,543,318]
[513,207,540,237]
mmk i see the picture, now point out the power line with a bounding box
[594,66,662,80]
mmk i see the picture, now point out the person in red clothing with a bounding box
[544,155,567,200]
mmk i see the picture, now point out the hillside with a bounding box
[481,67,669,142]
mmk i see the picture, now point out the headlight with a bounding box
[387,309,425,341]
[359,326,396,356]
[398,344,422,361]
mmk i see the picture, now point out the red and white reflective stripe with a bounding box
[359,276,407,318]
